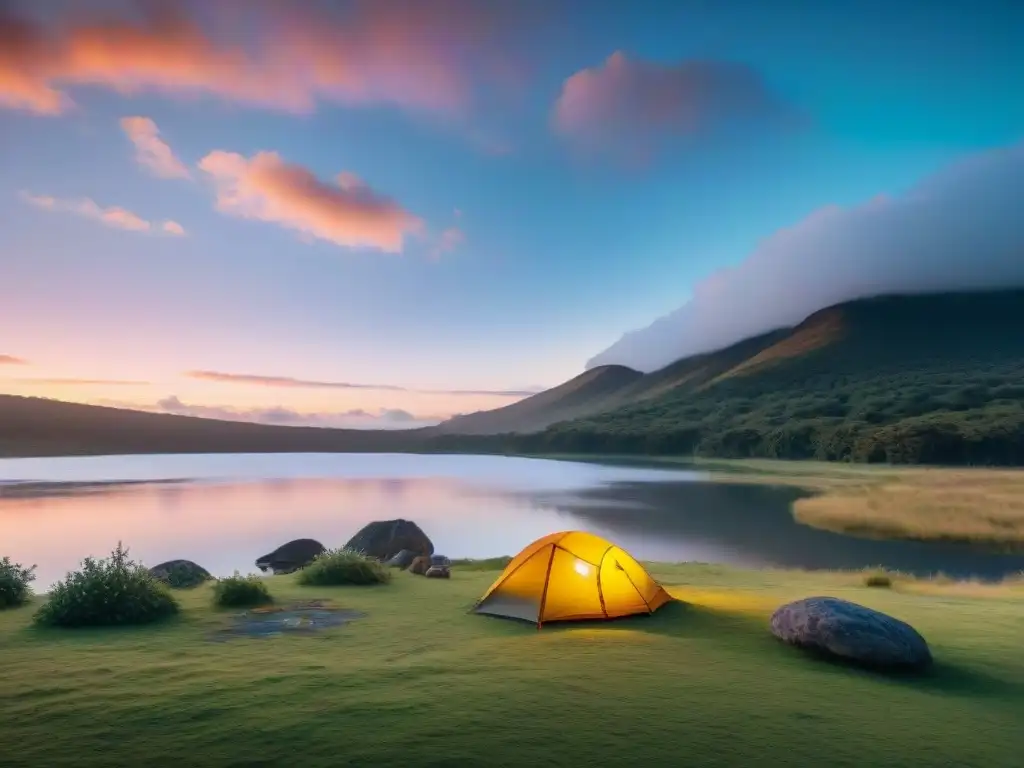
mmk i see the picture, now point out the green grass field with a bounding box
[2,562,1022,767]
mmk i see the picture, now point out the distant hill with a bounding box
[432,364,643,434]
[431,288,1024,465]
[0,396,429,458]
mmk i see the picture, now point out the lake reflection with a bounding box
[1,453,1022,588]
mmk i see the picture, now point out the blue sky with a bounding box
[1,0,1022,426]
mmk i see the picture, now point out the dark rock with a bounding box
[148,559,211,588]
[770,596,933,671]
[408,555,431,576]
[384,549,418,569]
[343,519,433,562]
[425,566,450,579]
[430,554,451,567]
[255,538,326,574]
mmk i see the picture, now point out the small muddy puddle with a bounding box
[211,600,366,641]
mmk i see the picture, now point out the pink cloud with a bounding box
[154,395,443,430]
[0,354,29,365]
[120,116,190,179]
[198,150,422,252]
[431,227,466,259]
[185,369,539,398]
[553,51,798,162]
[20,191,185,235]
[0,1,530,119]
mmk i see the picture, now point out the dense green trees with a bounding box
[429,363,1024,466]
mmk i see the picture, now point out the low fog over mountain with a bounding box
[588,140,1024,372]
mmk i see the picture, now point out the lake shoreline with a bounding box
[525,454,1024,549]
[4,453,1024,581]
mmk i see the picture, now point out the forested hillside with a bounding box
[430,289,1024,465]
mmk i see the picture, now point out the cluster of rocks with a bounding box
[152,518,453,586]
[250,518,451,578]
[769,596,933,672]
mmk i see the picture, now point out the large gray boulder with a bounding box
[343,519,433,562]
[148,559,211,588]
[770,596,932,671]
[255,538,325,574]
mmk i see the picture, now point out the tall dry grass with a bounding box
[704,461,1024,547]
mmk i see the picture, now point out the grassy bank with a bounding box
[2,562,1022,767]
[701,460,1024,549]
[538,455,1024,548]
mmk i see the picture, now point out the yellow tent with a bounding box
[472,531,672,628]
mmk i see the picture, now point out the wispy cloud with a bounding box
[187,370,406,392]
[120,116,190,179]
[153,395,442,430]
[0,1,534,119]
[0,355,28,365]
[185,369,542,397]
[19,191,186,236]
[553,51,800,164]
[430,226,466,259]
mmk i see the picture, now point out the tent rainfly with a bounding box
[472,531,672,628]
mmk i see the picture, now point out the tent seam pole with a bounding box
[535,546,557,630]
[621,566,654,614]
[595,545,613,618]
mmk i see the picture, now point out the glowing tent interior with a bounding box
[472,531,672,628]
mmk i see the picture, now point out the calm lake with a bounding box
[2,452,1023,588]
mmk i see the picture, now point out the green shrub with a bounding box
[0,557,36,609]
[297,548,391,586]
[863,570,893,589]
[34,543,179,628]
[212,572,273,608]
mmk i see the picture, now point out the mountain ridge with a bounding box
[3,287,1024,464]
[430,287,1024,464]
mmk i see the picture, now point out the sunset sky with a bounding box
[2,0,1023,428]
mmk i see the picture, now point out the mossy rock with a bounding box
[149,560,212,589]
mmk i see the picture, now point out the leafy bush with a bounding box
[863,570,894,589]
[34,543,179,628]
[0,557,36,609]
[297,548,391,586]
[212,572,273,608]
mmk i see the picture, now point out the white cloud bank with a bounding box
[588,140,1024,372]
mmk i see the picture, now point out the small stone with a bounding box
[385,550,418,569]
[255,539,325,574]
[408,556,431,576]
